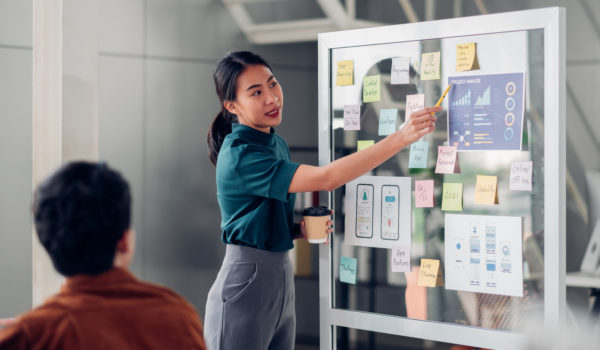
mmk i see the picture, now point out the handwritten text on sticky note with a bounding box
[442,183,463,211]
[435,146,460,174]
[391,57,410,85]
[363,75,381,103]
[420,52,440,80]
[510,161,533,191]
[409,140,429,169]
[391,246,411,273]
[405,93,425,121]
[418,259,443,287]
[336,60,354,86]
[340,256,357,284]
[456,43,480,71]
[378,108,398,136]
[415,180,435,208]
[344,105,360,130]
[475,175,499,204]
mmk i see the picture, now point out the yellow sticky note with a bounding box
[336,60,354,86]
[474,175,499,204]
[357,140,374,151]
[418,259,444,287]
[420,52,440,80]
[441,183,463,211]
[363,75,381,103]
[456,42,480,71]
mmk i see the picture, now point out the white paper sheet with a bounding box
[445,214,523,297]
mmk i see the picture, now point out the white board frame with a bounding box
[317,7,565,349]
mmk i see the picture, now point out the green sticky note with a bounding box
[340,256,357,284]
[357,140,374,151]
[363,75,381,103]
[441,183,463,211]
[408,140,429,168]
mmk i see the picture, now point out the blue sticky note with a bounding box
[340,256,357,284]
[378,108,398,136]
[409,140,429,168]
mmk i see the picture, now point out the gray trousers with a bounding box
[204,245,295,350]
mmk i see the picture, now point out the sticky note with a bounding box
[510,161,533,191]
[415,180,435,208]
[435,146,460,174]
[420,52,440,80]
[405,93,425,121]
[336,60,354,86]
[475,175,499,204]
[344,105,360,130]
[409,140,429,168]
[391,246,411,273]
[418,259,443,287]
[340,256,357,284]
[456,42,480,71]
[391,57,410,85]
[441,183,463,211]
[378,108,398,136]
[363,75,381,103]
[357,140,374,151]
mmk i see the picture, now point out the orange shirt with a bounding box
[0,268,206,350]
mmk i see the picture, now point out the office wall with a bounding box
[0,0,32,318]
[97,0,319,328]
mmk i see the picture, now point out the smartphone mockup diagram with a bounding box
[355,184,374,238]
[380,185,399,240]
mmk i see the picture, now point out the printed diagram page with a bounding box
[445,214,523,297]
[447,73,525,151]
[345,176,411,249]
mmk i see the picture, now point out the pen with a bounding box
[435,82,454,107]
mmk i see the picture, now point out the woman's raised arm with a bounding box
[288,106,441,193]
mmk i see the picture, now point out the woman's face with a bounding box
[224,64,283,133]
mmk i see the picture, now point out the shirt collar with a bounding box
[231,123,276,147]
[63,267,137,292]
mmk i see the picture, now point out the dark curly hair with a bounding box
[33,161,131,276]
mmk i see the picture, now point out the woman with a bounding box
[205,51,439,350]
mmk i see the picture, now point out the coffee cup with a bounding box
[302,206,331,244]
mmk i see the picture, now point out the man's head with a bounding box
[33,161,133,276]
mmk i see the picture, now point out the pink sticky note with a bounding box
[435,146,460,174]
[415,180,435,208]
[405,94,425,121]
[391,246,411,273]
[343,105,360,130]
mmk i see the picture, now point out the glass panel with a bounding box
[330,29,545,331]
[334,326,456,350]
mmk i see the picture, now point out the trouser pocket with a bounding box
[221,262,257,303]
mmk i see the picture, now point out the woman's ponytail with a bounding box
[206,51,272,166]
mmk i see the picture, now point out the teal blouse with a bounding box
[216,123,300,251]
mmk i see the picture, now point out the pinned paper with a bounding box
[363,75,381,103]
[456,42,480,71]
[418,259,443,287]
[420,52,440,80]
[357,140,374,151]
[415,180,435,208]
[409,140,429,169]
[435,146,460,174]
[510,161,533,191]
[340,256,357,284]
[336,60,354,86]
[391,57,410,85]
[391,246,411,272]
[405,93,425,121]
[378,108,398,135]
[442,183,463,211]
[344,105,361,130]
[475,175,499,204]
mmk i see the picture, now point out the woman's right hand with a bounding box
[395,106,441,145]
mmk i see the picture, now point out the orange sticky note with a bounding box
[415,180,435,208]
[435,146,460,174]
[474,175,499,204]
[418,259,444,287]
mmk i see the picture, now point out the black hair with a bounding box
[32,161,132,276]
[207,51,272,166]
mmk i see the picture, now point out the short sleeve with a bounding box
[234,144,299,202]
